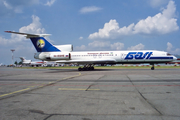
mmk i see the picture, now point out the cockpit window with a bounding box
[167,53,172,56]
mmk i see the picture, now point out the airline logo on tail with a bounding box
[37,39,45,48]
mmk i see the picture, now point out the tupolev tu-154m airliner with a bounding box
[5,31,177,71]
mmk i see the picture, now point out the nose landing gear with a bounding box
[151,64,155,70]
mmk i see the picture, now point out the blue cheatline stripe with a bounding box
[149,57,173,59]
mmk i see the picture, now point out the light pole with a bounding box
[11,49,15,65]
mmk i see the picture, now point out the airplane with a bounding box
[19,57,44,67]
[19,57,57,67]
[0,63,3,66]
[5,31,177,71]
[19,57,31,65]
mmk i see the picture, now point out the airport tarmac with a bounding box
[0,67,180,120]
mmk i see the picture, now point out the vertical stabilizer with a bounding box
[30,37,60,52]
[5,31,60,52]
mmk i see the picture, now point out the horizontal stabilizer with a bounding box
[5,31,51,38]
[5,31,60,52]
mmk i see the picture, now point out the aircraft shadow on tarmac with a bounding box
[45,68,180,73]
[45,68,162,73]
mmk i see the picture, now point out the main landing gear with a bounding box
[151,64,155,70]
[78,64,94,71]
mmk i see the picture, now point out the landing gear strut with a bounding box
[78,64,94,71]
[151,64,155,70]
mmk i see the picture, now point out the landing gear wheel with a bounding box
[78,67,82,71]
[82,67,86,71]
[89,67,93,70]
[77,65,95,71]
[151,67,154,70]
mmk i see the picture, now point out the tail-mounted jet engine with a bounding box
[54,44,73,52]
[34,52,71,61]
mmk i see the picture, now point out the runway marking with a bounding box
[0,84,180,87]
[0,88,30,98]
[58,88,100,91]
[0,72,82,98]
[56,84,180,87]
[60,72,82,81]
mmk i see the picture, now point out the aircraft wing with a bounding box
[55,59,117,65]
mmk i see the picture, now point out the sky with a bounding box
[0,0,180,64]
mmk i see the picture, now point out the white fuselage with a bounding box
[34,50,177,65]
[6,31,177,70]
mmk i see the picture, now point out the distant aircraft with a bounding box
[20,57,44,67]
[20,57,56,67]
[6,31,177,71]
[19,57,31,65]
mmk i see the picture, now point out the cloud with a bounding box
[127,43,145,50]
[110,42,124,50]
[88,41,110,48]
[0,0,56,16]
[167,42,173,51]
[80,6,102,14]
[79,36,83,40]
[75,41,124,51]
[3,1,12,9]
[0,15,46,45]
[19,15,45,34]
[75,45,86,51]
[149,0,169,8]
[0,0,39,15]
[167,42,180,54]
[88,19,134,39]
[44,0,56,6]
[134,0,178,35]
[88,0,179,40]
[0,36,9,45]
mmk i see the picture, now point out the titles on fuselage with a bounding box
[125,52,153,60]
[54,55,64,57]
[87,52,110,54]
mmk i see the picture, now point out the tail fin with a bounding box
[19,57,25,61]
[30,37,60,52]
[5,31,60,52]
